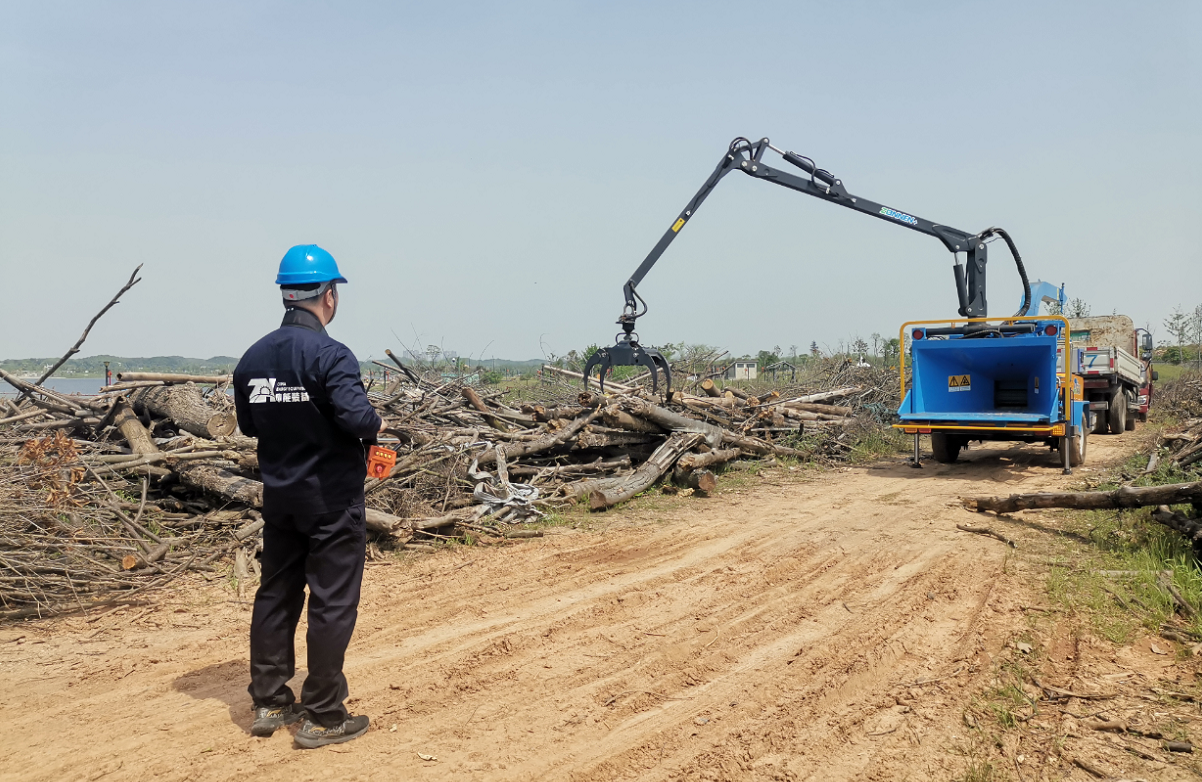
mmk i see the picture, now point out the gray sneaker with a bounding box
[295,715,370,749]
[251,704,302,737]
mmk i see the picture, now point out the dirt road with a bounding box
[0,437,1142,781]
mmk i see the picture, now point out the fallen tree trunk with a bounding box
[964,481,1202,514]
[782,387,860,404]
[364,510,459,535]
[780,401,854,416]
[624,399,725,445]
[602,407,668,434]
[588,432,703,510]
[176,463,265,506]
[133,383,237,438]
[676,447,742,472]
[117,372,231,384]
[112,399,159,456]
[700,378,722,398]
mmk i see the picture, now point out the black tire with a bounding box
[1091,406,1107,434]
[931,432,961,464]
[1125,400,1136,431]
[1108,391,1126,434]
[1070,413,1088,466]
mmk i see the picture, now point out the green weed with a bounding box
[848,426,909,464]
[960,759,1005,782]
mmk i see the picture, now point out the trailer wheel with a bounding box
[1070,413,1088,467]
[931,433,961,463]
[1091,407,1107,434]
[1124,397,1136,431]
[1108,391,1127,434]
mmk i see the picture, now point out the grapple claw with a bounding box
[583,349,612,393]
[582,332,672,396]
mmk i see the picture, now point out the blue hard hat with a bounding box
[275,244,348,286]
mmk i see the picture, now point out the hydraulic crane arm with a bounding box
[586,136,1031,393]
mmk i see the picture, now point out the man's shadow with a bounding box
[172,659,304,736]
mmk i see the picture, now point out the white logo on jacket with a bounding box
[247,378,310,404]
[247,378,278,403]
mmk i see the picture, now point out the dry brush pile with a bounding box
[0,357,904,620]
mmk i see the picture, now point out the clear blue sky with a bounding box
[3,1,1199,363]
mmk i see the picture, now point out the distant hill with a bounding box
[0,355,547,379]
[0,355,240,378]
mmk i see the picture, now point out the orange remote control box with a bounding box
[366,445,396,479]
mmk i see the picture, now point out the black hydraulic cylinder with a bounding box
[953,264,970,315]
[782,151,838,188]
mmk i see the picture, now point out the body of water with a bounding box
[0,377,107,397]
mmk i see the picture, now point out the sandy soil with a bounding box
[0,432,1189,781]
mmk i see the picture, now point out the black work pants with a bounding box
[248,502,366,727]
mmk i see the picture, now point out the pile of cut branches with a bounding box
[0,266,905,618]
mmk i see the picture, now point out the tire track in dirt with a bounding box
[0,438,1137,781]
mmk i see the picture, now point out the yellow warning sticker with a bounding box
[671,217,686,232]
[948,374,971,392]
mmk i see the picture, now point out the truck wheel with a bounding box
[931,432,961,464]
[1108,391,1127,434]
[1091,408,1107,434]
[1070,413,1088,467]
[1125,398,1136,430]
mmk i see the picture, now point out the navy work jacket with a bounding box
[233,308,382,515]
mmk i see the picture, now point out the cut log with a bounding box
[964,481,1202,514]
[672,467,717,495]
[176,463,264,506]
[132,383,237,438]
[364,510,459,535]
[782,387,861,404]
[574,430,659,449]
[602,407,668,434]
[623,399,725,446]
[112,399,160,456]
[588,432,703,510]
[116,372,231,384]
[676,447,742,472]
[700,378,722,398]
[781,401,854,416]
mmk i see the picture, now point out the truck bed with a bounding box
[1075,346,1143,387]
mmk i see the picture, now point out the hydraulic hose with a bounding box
[980,227,1031,317]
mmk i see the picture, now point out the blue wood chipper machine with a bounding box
[895,316,1089,473]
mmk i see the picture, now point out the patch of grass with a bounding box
[1042,505,1202,642]
[847,426,910,464]
[960,759,1005,782]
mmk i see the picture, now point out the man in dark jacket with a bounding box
[233,244,382,748]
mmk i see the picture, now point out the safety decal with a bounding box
[948,374,971,392]
[671,217,686,232]
[879,207,918,226]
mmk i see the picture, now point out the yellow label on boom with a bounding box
[671,217,686,232]
[948,374,971,392]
